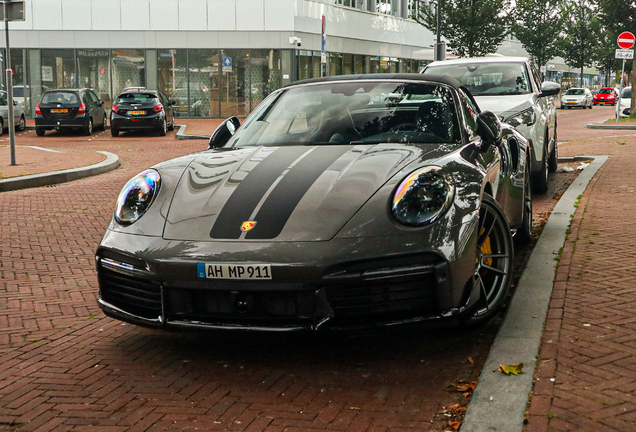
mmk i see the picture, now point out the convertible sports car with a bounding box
[96,74,532,332]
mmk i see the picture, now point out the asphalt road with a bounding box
[0,107,621,432]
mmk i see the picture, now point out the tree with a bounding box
[558,1,601,87]
[593,27,623,87]
[414,0,512,58]
[511,0,564,70]
[598,0,636,117]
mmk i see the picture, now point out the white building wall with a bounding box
[3,0,434,59]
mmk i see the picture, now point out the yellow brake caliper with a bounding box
[479,227,493,266]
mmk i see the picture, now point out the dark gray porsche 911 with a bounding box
[96,74,532,331]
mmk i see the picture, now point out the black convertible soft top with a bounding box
[286,73,464,92]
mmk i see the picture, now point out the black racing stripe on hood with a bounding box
[245,146,352,240]
[210,146,309,239]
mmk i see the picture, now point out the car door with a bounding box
[88,90,105,123]
[530,63,555,146]
[159,91,173,124]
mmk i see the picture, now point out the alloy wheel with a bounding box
[470,195,513,323]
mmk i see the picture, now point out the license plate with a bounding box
[51,108,68,113]
[197,263,272,280]
[129,110,145,115]
[568,101,576,104]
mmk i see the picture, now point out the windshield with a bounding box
[115,93,159,104]
[598,89,614,95]
[622,88,631,98]
[424,62,531,96]
[225,81,461,147]
[565,89,585,96]
[41,91,79,105]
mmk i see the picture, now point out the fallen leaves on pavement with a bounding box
[498,363,524,375]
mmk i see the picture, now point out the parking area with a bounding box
[0,110,596,431]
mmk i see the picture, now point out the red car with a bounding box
[593,87,618,105]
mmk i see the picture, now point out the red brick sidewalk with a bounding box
[0,119,222,180]
[526,135,636,431]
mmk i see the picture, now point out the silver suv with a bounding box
[0,90,26,134]
[423,56,560,193]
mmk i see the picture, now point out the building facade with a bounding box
[3,0,436,118]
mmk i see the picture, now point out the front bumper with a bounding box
[562,100,586,107]
[96,226,480,331]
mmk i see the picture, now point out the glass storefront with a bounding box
[77,49,111,108]
[17,48,427,118]
[41,49,76,89]
[111,49,145,97]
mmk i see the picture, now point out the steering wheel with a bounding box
[390,123,417,132]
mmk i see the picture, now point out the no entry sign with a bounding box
[617,31,636,50]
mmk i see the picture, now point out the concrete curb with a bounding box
[587,123,636,129]
[460,155,610,432]
[0,150,120,192]
[175,123,209,140]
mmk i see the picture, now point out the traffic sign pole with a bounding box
[615,32,635,123]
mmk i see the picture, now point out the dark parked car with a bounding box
[96,74,531,332]
[110,88,175,137]
[35,88,107,136]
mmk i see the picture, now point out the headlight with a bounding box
[505,107,536,128]
[114,169,161,225]
[391,166,454,227]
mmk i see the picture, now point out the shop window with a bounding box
[77,49,111,109]
[329,53,343,76]
[248,49,282,111]
[219,49,249,118]
[41,49,76,89]
[157,49,187,116]
[111,49,145,97]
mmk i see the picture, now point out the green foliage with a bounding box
[511,0,564,68]
[558,1,601,86]
[414,0,512,57]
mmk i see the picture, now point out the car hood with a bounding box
[562,94,585,99]
[473,94,533,119]
[162,143,457,242]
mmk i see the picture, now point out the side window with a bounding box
[458,89,478,136]
[89,90,101,105]
[159,92,167,105]
[0,92,7,106]
[82,92,92,106]
[529,65,541,92]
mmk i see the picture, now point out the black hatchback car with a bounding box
[110,89,175,137]
[35,88,107,136]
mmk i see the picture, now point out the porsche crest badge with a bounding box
[241,221,257,232]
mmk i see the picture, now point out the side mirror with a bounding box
[540,81,560,97]
[99,100,104,106]
[12,100,17,106]
[208,116,240,149]
[477,110,502,147]
[170,100,176,106]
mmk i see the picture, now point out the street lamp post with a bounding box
[4,0,15,166]
[434,0,445,61]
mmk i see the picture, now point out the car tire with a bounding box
[84,118,93,136]
[532,143,549,194]
[111,128,119,137]
[17,115,25,131]
[465,194,514,326]
[102,116,107,131]
[158,119,167,136]
[35,127,45,137]
[167,120,175,132]
[515,155,533,245]
[548,131,558,173]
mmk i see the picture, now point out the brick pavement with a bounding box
[0,110,609,432]
[525,116,636,430]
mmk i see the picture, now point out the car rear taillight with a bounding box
[78,102,87,114]
[153,104,163,113]
[35,103,41,114]
[111,105,119,114]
